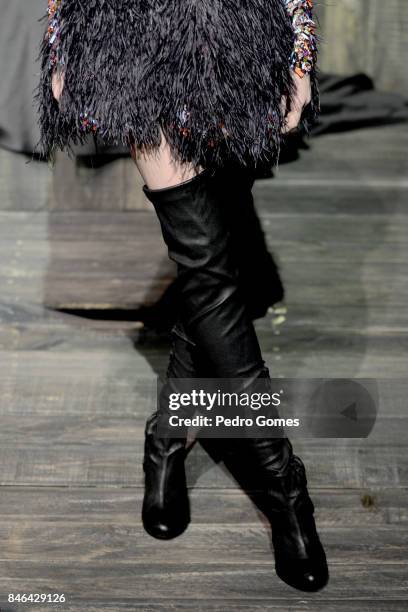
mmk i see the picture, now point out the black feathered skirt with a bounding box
[36,0,319,169]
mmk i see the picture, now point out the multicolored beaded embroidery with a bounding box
[284,0,317,77]
[79,111,99,135]
[47,0,63,69]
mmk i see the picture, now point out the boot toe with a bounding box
[142,506,190,540]
[143,519,189,540]
[276,558,329,592]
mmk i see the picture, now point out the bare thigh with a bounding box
[130,129,205,190]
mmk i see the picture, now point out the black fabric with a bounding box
[0,0,406,157]
[314,72,408,135]
[36,0,311,169]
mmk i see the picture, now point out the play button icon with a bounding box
[307,379,378,438]
[341,402,358,422]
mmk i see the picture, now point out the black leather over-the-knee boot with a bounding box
[142,169,328,590]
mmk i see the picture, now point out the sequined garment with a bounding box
[38,0,319,168]
[284,0,317,77]
[47,0,63,69]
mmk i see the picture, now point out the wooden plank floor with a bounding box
[0,124,407,611]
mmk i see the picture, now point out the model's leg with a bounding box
[133,133,208,539]
[131,132,204,190]
[135,136,328,591]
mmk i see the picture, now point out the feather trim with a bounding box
[35,0,319,168]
